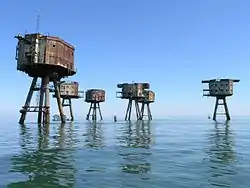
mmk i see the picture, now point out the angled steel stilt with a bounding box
[53,78,65,124]
[86,102,103,121]
[139,102,152,120]
[19,77,38,124]
[213,96,230,121]
[125,99,141,121]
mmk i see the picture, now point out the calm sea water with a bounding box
[0,118,249,187]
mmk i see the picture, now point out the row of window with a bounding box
[86,96,105,101]
[210,89,233,93]
[86,94,105,98]
[61,90,76,95]
[210,83,233,87]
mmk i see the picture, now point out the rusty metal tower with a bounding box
[138,90,155,120]
[202,79,240,121]
[85,89,105,121]
[15,33,76,124]
[116,83,150,121]
[53,81,84,121]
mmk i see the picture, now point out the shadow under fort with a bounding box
[7,124,76,188]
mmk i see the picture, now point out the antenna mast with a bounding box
[36,10,41,33]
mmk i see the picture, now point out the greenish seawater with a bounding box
[0,118,249,187]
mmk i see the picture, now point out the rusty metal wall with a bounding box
[16,38,26,71]
[16,33,41,70]
[209,80,233,96]
[147,90,155,102]
[141,83,150,89]
[120,83,149,98]
[15,33,75,73]
[45,36,75,71]
[139,90,155,102]
[85,89,105,102]
[60,82,79,97]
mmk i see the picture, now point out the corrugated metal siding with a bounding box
[16,33,75,72]
[16,34,41,69]
[38,39,46,64]
[45,37,74,70]
[85,89,105,102]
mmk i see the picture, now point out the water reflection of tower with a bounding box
[84,122,104,148]
[8,125,76,187]
[205,122,237,187]
[56,123,77,149]
[118,121,152,175]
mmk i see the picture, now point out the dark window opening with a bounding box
[53,44,56,47]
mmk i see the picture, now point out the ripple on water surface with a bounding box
[0,118,249,187]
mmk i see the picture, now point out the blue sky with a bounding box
[0,0,250,121]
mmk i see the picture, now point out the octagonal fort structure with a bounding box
[15,33,76,124]
[116,82,150,121]
[53,81,84,121]
[202,78,240,121]
[85,89,105,121]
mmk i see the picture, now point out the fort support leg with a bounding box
[97,102,103,121]
[92,102,97,121]
[213,97,219,121]
[44,76,50,124]
[86,103,92,120]
[19,77,38,124]
[128,100,132,121]
[125,99,132,121]
[135,101,139,120]
[38,78,45,124]
[223,98,231,121]
[135,100,141,121]
[69,99,74,121]
[140,103,145,120]
[53,79,65,124]
[140,103,152,121]
[125,100,130,121]
[147,103,152,120]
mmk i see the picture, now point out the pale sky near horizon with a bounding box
[0,0,250,121]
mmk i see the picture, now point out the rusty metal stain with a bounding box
[85,89,105,102]
[60,82,79,97]
[45,37,74,69]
